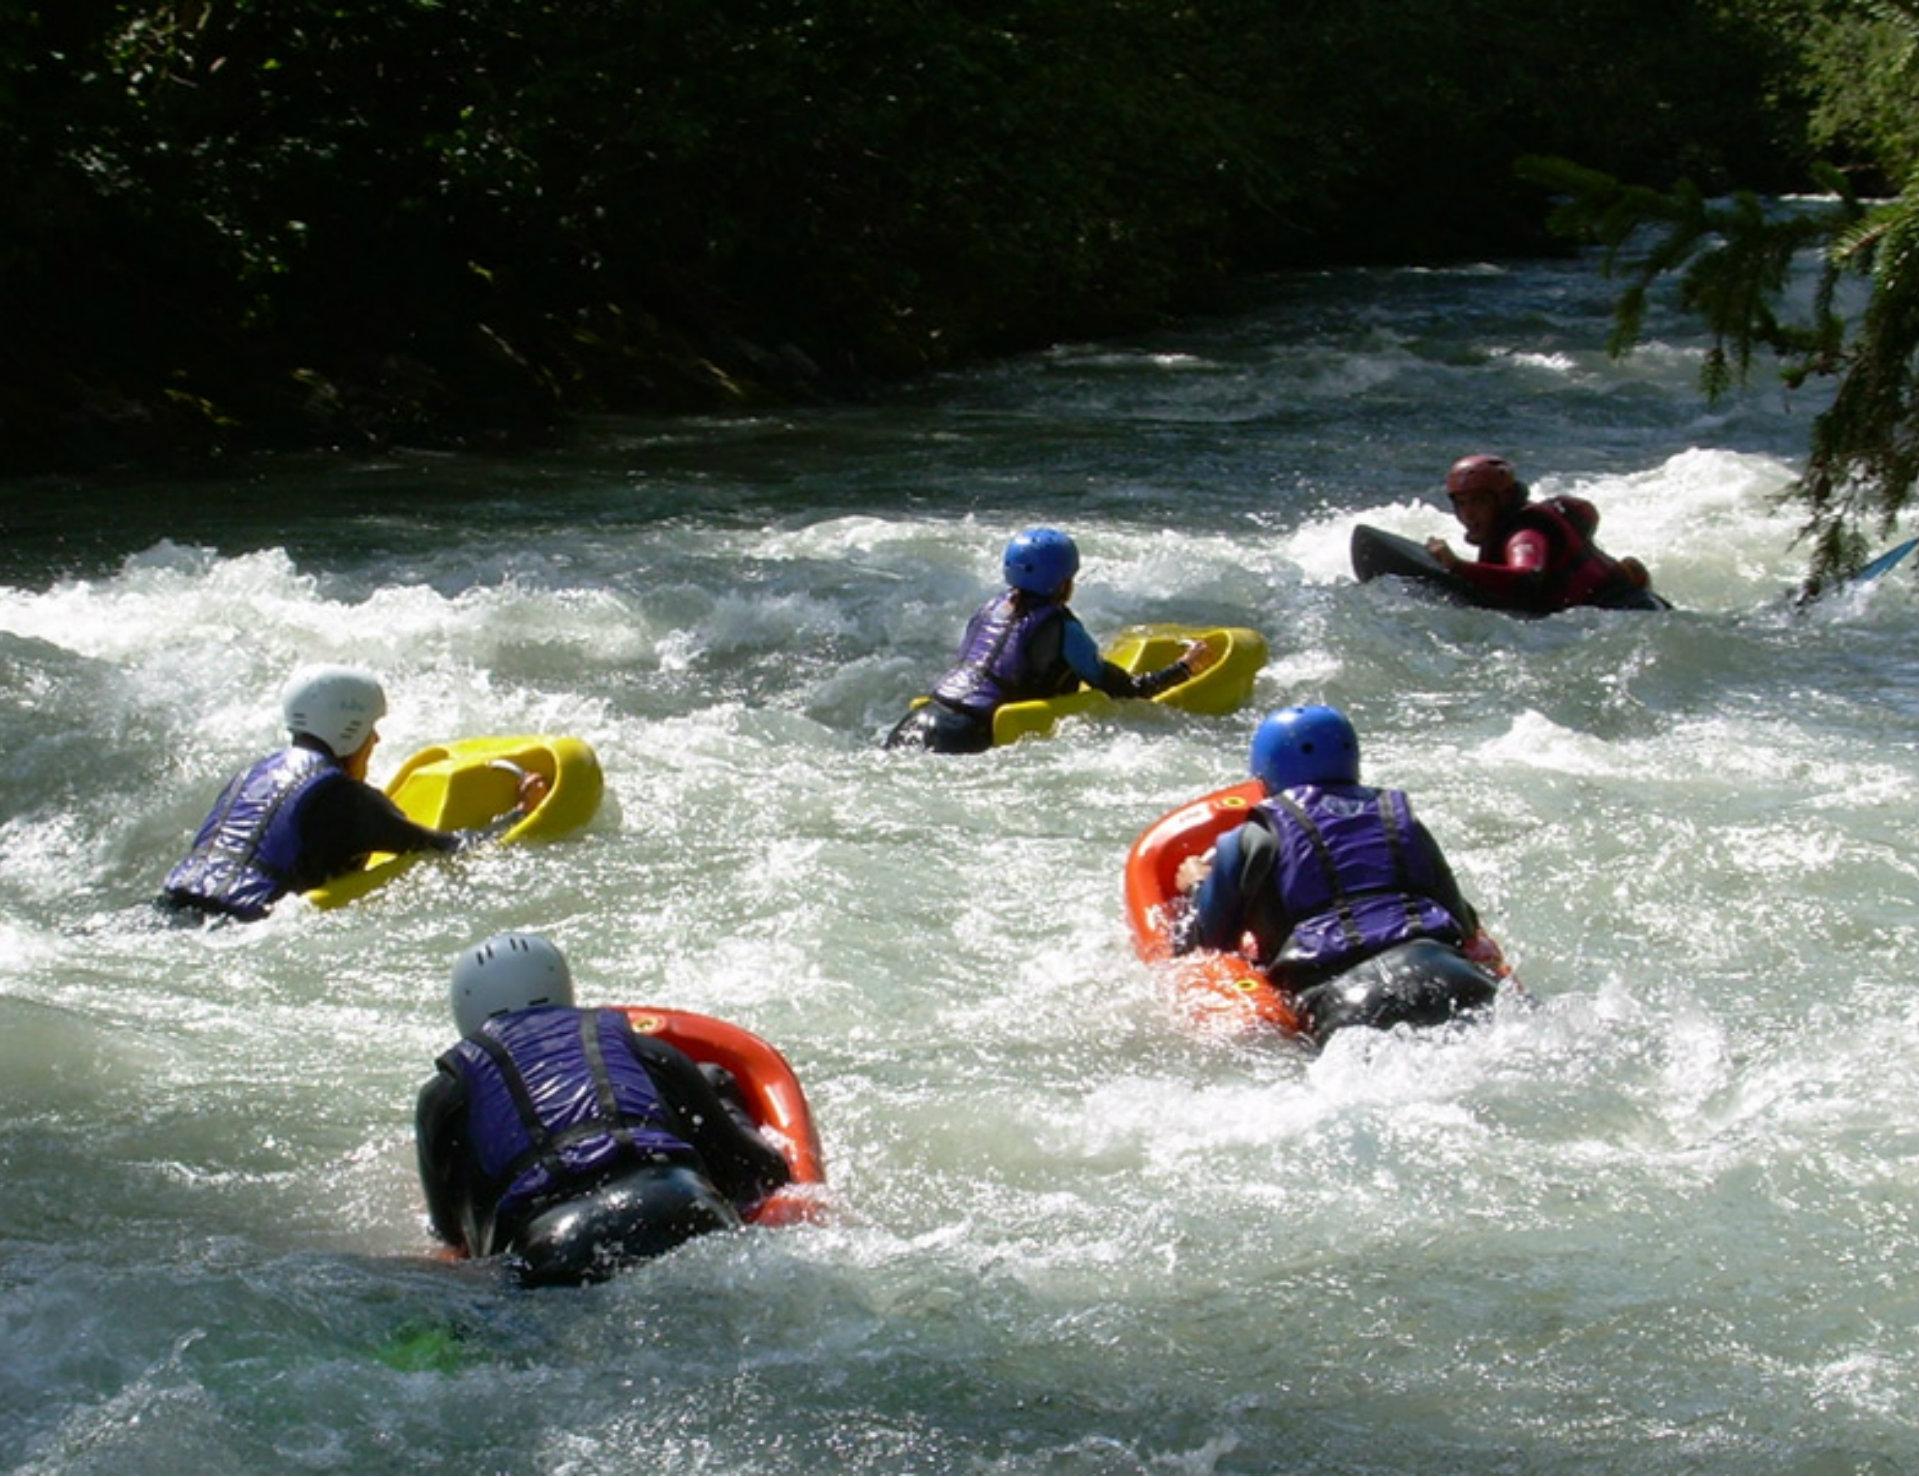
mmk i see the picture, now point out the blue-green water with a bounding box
[4,252,1918,1474]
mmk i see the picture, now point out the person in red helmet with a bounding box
[1424,455,1665,613]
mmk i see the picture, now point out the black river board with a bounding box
[1350,524,1506,609]
[1349,523,1673,612]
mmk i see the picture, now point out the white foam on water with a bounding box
[4,252,1919,1474]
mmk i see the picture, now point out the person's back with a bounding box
[416,932,792,1285]
[930,587,1079,717]
[1175,706,1497,1039]
[435,1003,700,1255]
[162,740,347,918]
[1251,780,1469,978]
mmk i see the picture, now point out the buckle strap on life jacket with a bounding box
[1373,793,1426,934]
[1272,792,1368,951]
[578,1011,639,1161]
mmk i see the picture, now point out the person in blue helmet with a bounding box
[415,932,793,1286]
[157,664,547,922]
[885,527,1219,753]
[1172,705,1500,1039]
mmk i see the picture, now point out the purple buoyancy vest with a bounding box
[442,1006,692,1230]
[932,592,1070,717]
[1258,784,1464,971]
[162,745,340,919]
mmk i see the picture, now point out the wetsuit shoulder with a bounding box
[414,1066,470,1249]
[622,1026,793,1206]
[298,777,459,884]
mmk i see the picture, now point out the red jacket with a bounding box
[1455,496,1638,613]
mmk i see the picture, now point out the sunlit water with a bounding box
[5,251,1919,1474]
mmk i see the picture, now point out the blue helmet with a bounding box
[1250,705,1360,792]
[1002,527,1080,597]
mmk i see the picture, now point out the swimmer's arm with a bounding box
[1171,824,1252,954]
[338,782,464,856]
[1442,529,1553,604]
[626,1030,794,1207]
[413,1069,469,1249]
[341,766,549,857]
[1064,619,1216,699]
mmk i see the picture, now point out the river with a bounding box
[3,248,1917,1475]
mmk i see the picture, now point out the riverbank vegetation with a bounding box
[1524,0,1919,582]
[3,1,1820,473]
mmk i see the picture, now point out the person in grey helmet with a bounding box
[414,932,793,1286]
[885,527,1218,754]
[158,664,547,922]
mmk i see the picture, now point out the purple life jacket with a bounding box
[442,1006,692,1233]
[162,745,341,919]
[1257,784,1464,971]
[931,592,1071,717]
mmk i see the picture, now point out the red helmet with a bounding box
[1445,454,1518,499]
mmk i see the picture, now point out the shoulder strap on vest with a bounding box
[1271,792,1368,952]
[577,1010,640,1161]
[460,1029,558,1163]
[463,1014,669,1196]
[1373,791,1427,933]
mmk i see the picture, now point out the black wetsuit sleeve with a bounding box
[1089,656,1194,700]
[1413,820,1479,936]
[297,777,460,886]
[624,1029,794,1207]
[338,781,463,856]
[414,1068,472,1249]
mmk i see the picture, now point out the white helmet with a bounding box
[280,663,387,758]
[450,932,575,1037]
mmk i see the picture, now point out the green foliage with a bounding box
[0,0,1822,470]
[1520,0,1919,586]
[1802,0,1919,178]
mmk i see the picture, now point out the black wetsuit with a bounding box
[159,736,473,920]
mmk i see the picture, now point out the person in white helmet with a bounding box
[158,664,547,921]
[415,932,794,1286]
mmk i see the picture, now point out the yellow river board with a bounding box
[990,624,1269,745]
[306,734,603,909]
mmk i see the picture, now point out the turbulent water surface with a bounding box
[4,251,1919,1475]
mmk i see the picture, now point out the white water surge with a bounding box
[4,251,1919,1473]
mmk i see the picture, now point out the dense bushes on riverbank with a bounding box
[2,0,1817,471]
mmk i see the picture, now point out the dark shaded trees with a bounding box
[0,0,1818,471]
[1522,0,1919,584]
